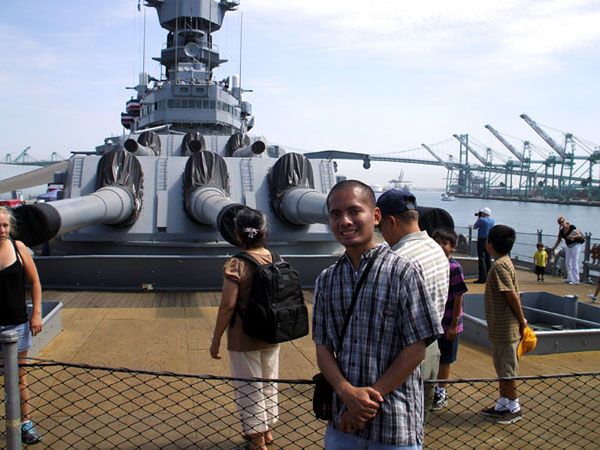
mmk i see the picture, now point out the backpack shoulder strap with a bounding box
[268,249,282,263]
[234,251,262,268]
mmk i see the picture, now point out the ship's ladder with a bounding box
[72,157,85,189]
[319,160,335,192]
[167,134,175,156]
[240,159,254,194]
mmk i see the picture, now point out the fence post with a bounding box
[468,226,476,257]
[582,233,592,284]
[537,229,543,244]
[1,330,22,450]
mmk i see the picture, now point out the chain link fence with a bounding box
[2,357,600,449]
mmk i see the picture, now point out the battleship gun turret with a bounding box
[13,150,142,247]
[184,151,248,245]
[231,138,267,158]
[124,131,162,156]
[269,153,328,226]
[0,0,345,290]
[182,132,206,155]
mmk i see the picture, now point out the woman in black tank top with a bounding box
[551,216,584,285]
[0,206,43,443]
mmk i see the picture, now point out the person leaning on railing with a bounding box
[551,216,584,285]
[0,206,43,444]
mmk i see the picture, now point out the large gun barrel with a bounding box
[184,151,249,245]
[13,150,143,247]
[14,186,136,246]
[182,131,206,155]
[278,188,328,225]
[231,138,267,158]
[187,186,246,244]
[50,186,135,233]
[124,130,162,156]
[124,138,155,156]
[269,152,329,226]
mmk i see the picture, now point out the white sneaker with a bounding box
[588,294,597,302]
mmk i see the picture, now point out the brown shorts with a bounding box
[491,340,519,378]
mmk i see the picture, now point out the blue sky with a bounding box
[1,0,600,188]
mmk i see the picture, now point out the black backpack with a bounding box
[234,251,308,344]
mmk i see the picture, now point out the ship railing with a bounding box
[1,346,599,449]
[455,226,600,283]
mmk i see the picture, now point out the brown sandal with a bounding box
[243,433,268,450]
[264,430,274,445]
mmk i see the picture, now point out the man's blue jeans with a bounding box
[324,425,422,450]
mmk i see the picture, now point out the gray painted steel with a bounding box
[1,1,453,291]
[34,254,340,291]
[463,291,600,354]
[0,0,343,290]
[280,189,329,226]
[0,330,22,449]
[27,302,63,357]
[54,186,135,234]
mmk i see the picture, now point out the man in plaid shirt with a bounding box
[313,180,442,449]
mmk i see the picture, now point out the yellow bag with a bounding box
[517,326,537,359]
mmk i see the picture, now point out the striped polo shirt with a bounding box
[441,258,468,333]
[391,231,450,323]
[484,255,521,342]
[313,244,442,446]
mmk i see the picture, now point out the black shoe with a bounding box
[473,280,486,284]
[479,406,504,417]
[496,409,523,424]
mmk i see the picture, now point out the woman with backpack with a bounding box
[0,206,43,444]
[209,208,278,450]
[551,216,585,285]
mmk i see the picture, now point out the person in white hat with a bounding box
[473,207,495,283]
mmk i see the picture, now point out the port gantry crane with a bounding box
[303,115,599,204]
[520,114,600,200]
[485,124,533,197]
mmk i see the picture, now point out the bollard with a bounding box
[1,330,22,450]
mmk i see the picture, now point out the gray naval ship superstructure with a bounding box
[12,0,340,290]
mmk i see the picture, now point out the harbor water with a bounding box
[414,191,599,270]
[415,190,598,235]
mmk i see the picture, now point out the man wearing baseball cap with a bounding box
[474,207,496,283]
[376,189,449,418]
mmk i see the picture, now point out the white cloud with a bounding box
[246,0,600,64]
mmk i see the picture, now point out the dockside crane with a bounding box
[485,124,533,196]
[421,143,455,193]
[520,114,567,159]
[519,114,578,197]
[484,125,526,162]
[14,146,33,164]
[453,134,492,194]
[420,143,451,169]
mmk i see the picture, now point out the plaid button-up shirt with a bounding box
[313,244,442,446]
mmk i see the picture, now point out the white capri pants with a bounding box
[565,244,582,284]
[229,346,280,435]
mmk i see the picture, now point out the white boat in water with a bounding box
[441,192,456,201]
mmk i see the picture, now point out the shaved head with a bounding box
[326,180,376,211]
